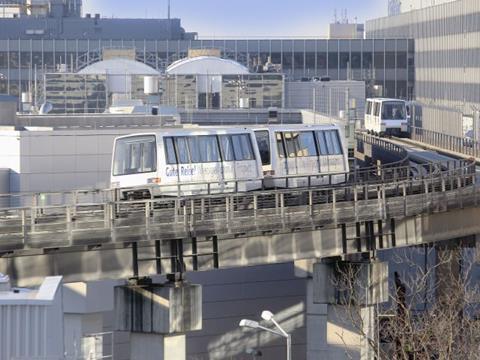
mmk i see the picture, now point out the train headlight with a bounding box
[148,177,162,184]
[111,181,120,188]
[263,170,275,176]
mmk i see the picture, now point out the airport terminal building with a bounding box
[0,1,414,103]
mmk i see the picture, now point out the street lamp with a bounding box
[239,310,292,360]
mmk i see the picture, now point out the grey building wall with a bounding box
[0,17,193,40]
[366,0,480,135]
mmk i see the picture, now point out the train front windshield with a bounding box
[113,135,157,176]
[381,101,406,120]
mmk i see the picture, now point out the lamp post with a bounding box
[239,310,292,360]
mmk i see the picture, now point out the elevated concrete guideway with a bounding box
[0,135,478,286]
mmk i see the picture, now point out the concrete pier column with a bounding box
[130,333,186,360]
[114,280,202,360]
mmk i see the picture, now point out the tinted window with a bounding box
[175,137,190,164]
[381,101,406,120]
[374,102,380,116]
[316,131,328,155]
[188,136,220,163]
[114,135,157,175]
[276,132,286,158]
[232,134,254,161]
[366,101,372,115]
[284,132,296,158]
[297,131,317,157]
[164,137,177,165]
[219,135,235,161]
[254,130,271,165]
[324,130,343,155]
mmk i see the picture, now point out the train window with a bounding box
[324,130,343,155]
[174,137,190,164]
[114,135,157,175]
[316,131,328,155]
[297,131,318,157]
[219,135,235,161]
[164,137,177,165]
[188,136,221,163]
[232,134,254,161]
[374,102,380,116]
[142,141,156,172]
[284,132,297,158]
[381,101,406,120]
[276,132,286,158]
[366,101,372,115]
[254,130,271,165]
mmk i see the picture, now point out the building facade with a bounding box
[367,0,480,136]
[0,38,415,103]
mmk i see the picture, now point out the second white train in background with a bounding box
[365,98,409,137]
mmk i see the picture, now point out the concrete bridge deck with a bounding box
[0,135,478,285]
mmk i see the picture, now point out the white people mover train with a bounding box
[252,124,349,188]
[110,124,348,198]
[364,98,409,137]
[111,127,264,198]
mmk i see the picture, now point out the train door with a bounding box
[254,130,272,174]
[365,100,372,130]
[293,131,320,175]
[187,135,223,188]
[282,132,298,179]
[325,130,345,183]
[231,133,258,182]
[219,134,236,185]
[172,136,195,185]
[274,132,289,179]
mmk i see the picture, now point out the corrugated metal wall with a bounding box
[366,0,480,136]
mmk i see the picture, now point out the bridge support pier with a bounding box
[307,257,388,360]
[114,278,202,360]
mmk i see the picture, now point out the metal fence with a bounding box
[411,127,480,159]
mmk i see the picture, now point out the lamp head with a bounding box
[239,319,259,329]
[261,310,274,321]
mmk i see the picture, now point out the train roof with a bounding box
[247,124,340,131]
[113,127,256,140]
[366,98,407,102]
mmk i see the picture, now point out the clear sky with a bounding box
[82,0,388,37]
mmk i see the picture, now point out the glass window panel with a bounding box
[339,52,350,69]
[317,52,327,70]
[284,132,296,158]
[200,135,220,162]
[330,131,343,155]
[142,141,157,172]
[220,135,235,161]
[324,131,335,155]
[164,137,177,165]
[232,134,254,161]
[328,52,338,70]
[114,136,157,175]
[297,131,317,157]
[254,130,271,165]
[174,137,190,164]
[381,101,406,120]
[187,136,202,163]
[351,52,361,69]
[188,136,220,163]
[316,131,328,155]
[276,132,286,158]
